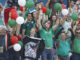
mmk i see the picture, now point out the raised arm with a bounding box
[62,16,67,24]
[16,7,25,36]
[37,10,43,30]
[37,4,44,30]
[46,0,50,7]
[72,21,78,34]
[68,28,75,41]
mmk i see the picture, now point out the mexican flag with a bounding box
[0,7,14,51]
[0,10,8,51]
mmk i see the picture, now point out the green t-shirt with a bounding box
[73,37,80,54]
[56,38,71,56]
[39,28,53,48]
[23,21,35,36]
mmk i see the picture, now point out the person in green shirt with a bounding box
[37,10,58,60]
[51,15,62,38]
[55,28,73,60]
[22,13,36,37]
[71,23,80,60]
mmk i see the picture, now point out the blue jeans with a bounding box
[0,51,9,60]
[8,48,20,60]
[58,55,69,60]
[41,49,54,60]
[71,53,80,60]
[0,48,20,60]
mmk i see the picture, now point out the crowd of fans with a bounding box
[0,0,80,60]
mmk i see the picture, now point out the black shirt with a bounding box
[22,36,45,60]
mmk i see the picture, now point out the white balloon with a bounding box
[13,43,21,51]
[62,9,69,16]
[18,0,26,6]
[16,16,24,24]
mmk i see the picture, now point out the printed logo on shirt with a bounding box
[24,42,39,58]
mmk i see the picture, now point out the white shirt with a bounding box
[63,21,72,33]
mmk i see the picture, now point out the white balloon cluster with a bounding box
[16,16,24,25]
[18,0,26,6]
[62,9,69,16]
[13,43,21,51]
